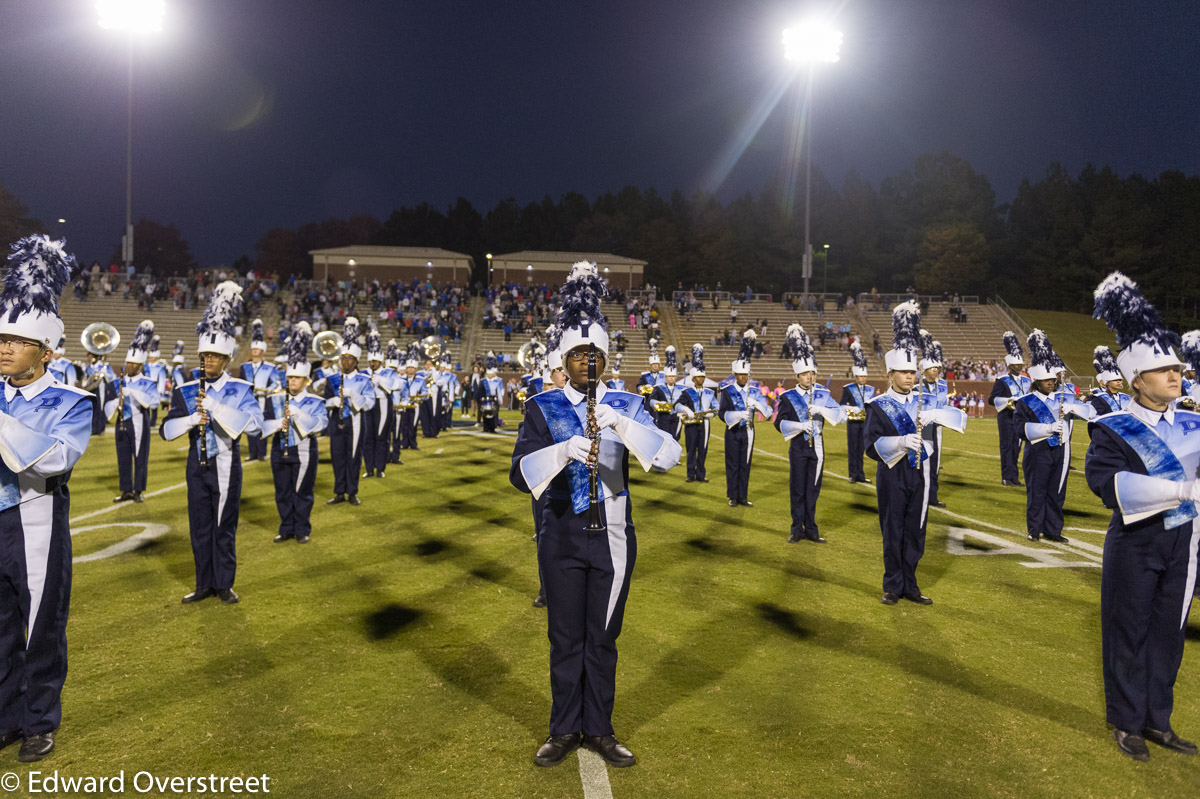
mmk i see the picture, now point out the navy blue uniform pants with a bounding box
[789,444,823,539]
[114,413,150,493]
[1101,523,1197,732]
[846,420,866,481]
[1023,444,1066,536]
[419,400,438,438]
[246,433,267,460]
[724,426,752,501]
[271,439,317,540]
[876,458,928,596]
[362,406,381,474]
[187,451,241,591]
[998,412,1021,483]
[0,495,72,735]
[684,422,708,480]
[538,495,635,737]
[329,416,363,497]
[398,408,418,451]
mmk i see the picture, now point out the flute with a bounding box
[197,382,209,466]
[914,380,925,467]
[584,343,605,533]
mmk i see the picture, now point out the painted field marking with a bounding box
[70,481,188,524]
[946,526,1100,568]
[72,522,171,564]
[577,749,614,799]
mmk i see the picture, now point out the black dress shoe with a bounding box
[583,734,636,767]
[348,495,361,506]
[378,470,385,478]
[739,499,753,507]
[0,730,21,751]
[327,494,346,505]
[903,593,933,605]
[1027,533,1040,542]
[881,592,899,605]
[1044,534,1070,543]
[274,534,292,543]
[217,588,239,604]
[787,533,802,543]
[806,534,827,544]
[18,731,54,762]
[1143,727,1198,755]
[362,471,375,479]
[296,535,310,544]
[534,733,580,767]
[182,587,216,604]
[532,594,547,608]
[132,492,144,503]
[729,499,738,506]
[932,501,946,508]
[685,477,695,482]
[1113,729,1150,761]
[699,477,709,482]
[113,491,134,503]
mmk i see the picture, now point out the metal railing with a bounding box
[856,293,980,309]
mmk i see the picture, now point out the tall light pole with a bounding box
[783,20,841,301]
[98,0,165,273]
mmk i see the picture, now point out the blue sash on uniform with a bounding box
[847,384,864,408]
[1020,394,1059,447]
[1097,414,1198,529]
[327,374,353,419]
[537,390,599,513]
[685,387,701,409]
[1097,392,1121,414]
[874,395,925,467]
[180,383,221,457]
[0,390,19,511]
[1000,375,1021,397]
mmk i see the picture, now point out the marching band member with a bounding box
[0,236,92,762]
[239,319,278,462]
[438,352,457,431]
[418,356,440,438]
[1087,272,1200,762]
[648,345,683,439]
[636,341,664,394]
[169,340,188,395]
[263,322,327,544]
[1088,346,1131,417]
[476,354,505,433]
[145,334,169,424]
[840,342,875,484]
[394,345,424,453]
[323,317,375,506]
[719,329,770,507]
[1177,331,1200,408]
[47,337,77,387]
[379,340,402,467]
[775,325,845,543]
[606,353,625,391]
[510,261,680,769]
[84,350,116,436]
[106,320,160,503]
[676,345,717,483]
[989,332,1031,486]
[1014,330,1095,543]
[918,332,950,508]
[867,302,965,606]
[361,329,390,479]
[160,281,263,605]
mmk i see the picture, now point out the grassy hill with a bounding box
[30,412,1200,797]
[1014,309,1115,382]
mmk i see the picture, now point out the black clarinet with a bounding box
[584,343,605,532]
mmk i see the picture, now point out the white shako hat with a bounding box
[171,339,186,364]
[545,323,563,371]
[918,329,943,372]
[732,328,756,374]
[647,338,660,366]
[850,341,869,377]
[366,324,383,362]
[1094,271,1185,384]
[250,318,266,351]
[1180,331,1200,377]
[1026,329,1062,382]
[555,260,609,359]
[1002,331,1024,366]
[125,319,155,364]
[196,280,243,357]
[663,345,678,376]
[341,316,362,360]
[1092,345,1121,385]
[0,235,76,349]
[787,323,816,374]
[385,339,401,370]
[611,352,622,376]
[285,321,314,378]
[149,334,161,359]
[485,351,498,375]
[689,344,706,378]
[404,342,420,369]
[54,335,66,356]
[885,301,921,371]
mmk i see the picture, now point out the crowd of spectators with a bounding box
[281,278,469,344]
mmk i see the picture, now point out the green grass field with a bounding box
[12,411,1200,798]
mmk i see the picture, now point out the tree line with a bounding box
[2,151,1196,328]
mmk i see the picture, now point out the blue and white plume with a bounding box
[196,280,243,357]
[125,319,155,364]
[1180,330,1200,376]
[664,344,678,375]
[545,322,563,371]
[250,318,266,350]
[1093,345,1121,385]
[554,261,610,358]
[850,341,869,377]
[1002,331,1024,366]
[1026,329,1060,382]
[285,321,314,378]
[733,328,756,374]
[149,334,161,358]
[341,316,362,360]
[172,339,186,364]
[690,344,706,377]
[885,301,921,371]
[648,337,660,365]
[0,235,77,348]
[1093,271,1183,382]
[366,323,383,362]
[386,339,401,367]
[788,323,816,373]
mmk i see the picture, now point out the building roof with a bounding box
[490,250,646,267]
[308,246,473,261]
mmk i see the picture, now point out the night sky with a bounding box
[3,0,1197,268]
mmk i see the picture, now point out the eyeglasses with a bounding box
[565,351,598,363]
[0,337,42,352]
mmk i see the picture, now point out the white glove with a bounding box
[727,410,748,425]
[326,396,342,409]
[189,412,206,428]
[200,394,216,412]
[917,410,938,426]
[794,420,813,434]
[678,406,695,418]
[565,435,593,464]
[903,433,923,452]
[1052,420,1065,435]
[594,403,622,430]
[1187,480,1200,503]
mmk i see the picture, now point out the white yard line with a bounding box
[577,749,614,799]
[70,481,189,524]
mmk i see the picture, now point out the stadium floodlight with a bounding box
[782,20,842,63]
[97,0,166,34]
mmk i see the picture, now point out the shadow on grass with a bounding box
[415,539,452,557]
[365,603,424,640]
